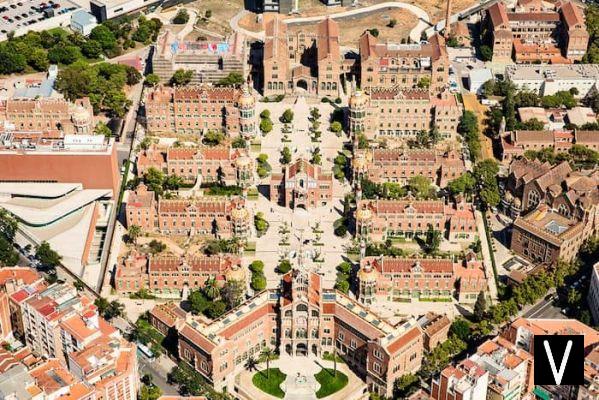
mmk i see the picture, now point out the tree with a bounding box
[473,159,501,209]
[29,48,49,71]
[259,118,273,134]
[221,280,245,309]
[254,213,269,235]
[81,39,103,59]
[473,291,487,321]
[424,224,441,254]
[277,259,292,274]
[188,289,210,315]
[394,373,419,399]
[260,110,271,119]
[205,300,226,319]
[205,9,212,18]
[311,147,322,165]
[334,279,349,294]
[217,72,245,87]
[245,357,258,371]
[280,146,292,165]
[164,175,184,191]
[232,136,247,149]
[173,8,190,24]
[387,18,397,28]
[95,298,125,320]
[36,241,62,267]
[94,121,112,137]
[480,45,493,61]
[170,69,194,86]
[251,274,266,291]
[417,76,431,89]
[139,383,162,400]
[249,260,265,274]
[73,279,85,292]
[281,109,294,124]
[148,239,166,254]
[330,121,343,133]
[407,176,433,199]
[143,167,165,195]
[48,45,82,64]
[447,172,476,197]
[367,28,379,37]
[202,130,225,146]
[0,236,18,267]
[90,25,117,51]
[449,318,471,342]
[260,347,274,377]
[145,73,160,87]
[127,225,142,244]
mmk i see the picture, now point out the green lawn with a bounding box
[314,368,348,398]
[252,368,286,398]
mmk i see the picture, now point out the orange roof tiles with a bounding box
[386,326,421,354]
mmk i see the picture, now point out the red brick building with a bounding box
[484,0,589,63]
[125,185,251,239]
[263,17,342,98]
[0,97,94,135]
[137,144,254,187]
[359,32,449,94]
[352,148,466,187]
[115,251,245,297]
[357,253,487,304]
[348,88,461,142]
[144,85,256,137]
[269,159,333,209]
[355,198,478,243]
[150,267,425,397]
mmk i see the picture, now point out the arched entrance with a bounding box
[285,344,293,356]
[311,344,318,356]
[296,343,308,356]
[296,79,308,91]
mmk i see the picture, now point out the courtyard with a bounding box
[237,354,366,400]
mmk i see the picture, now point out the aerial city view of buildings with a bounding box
[0,0,598,398]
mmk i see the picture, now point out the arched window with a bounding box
[296,304,308,312]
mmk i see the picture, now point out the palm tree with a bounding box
[127,225,141,245]
[260,347,274,378]
[203,276,220,300]
[245,356,257,372]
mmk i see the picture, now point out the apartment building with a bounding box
[125,184,252,238]
[359,32,449,94]
[150,267,424,397]
[357,253,487,304]
[352,148,466,187]
[263,17,342,98]
[0,97,94,135]
[355,198,478,243]
[506,64,599,98]
[0,268,44,342]
[484,0,588,63]
[144,85,257,137]
[269,158,333,209]
[588,262,599,324]
[432,336,534,400]
[115,251,245,297]
[152,30,247,85]
[137,144,254,187]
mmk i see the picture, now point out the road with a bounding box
[231,2,431,43]
[522,296,565,319]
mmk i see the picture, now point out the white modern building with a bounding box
[70,10,98,36]
[588,262,599,324]
[468,68,493,94]
[505,64,599,99]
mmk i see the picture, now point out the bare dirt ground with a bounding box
[289,8,415,46]
[182,0,246,36]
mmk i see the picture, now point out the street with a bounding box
[522,295,565,319]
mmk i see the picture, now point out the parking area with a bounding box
[0,0,79,34]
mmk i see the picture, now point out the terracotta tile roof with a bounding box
[560,1,585,28]
[317,18,340,61]
[370,87,429,101]
[29,359,75,395]
[149,255,240,274]
[180,323,216,352]
[0,268,41,288]
[510,318,599,351]
[488,2,509,27]
[507,11,560,21]
[365,199,445,215]
[158,197,234,214]
[0,349,19,373]
[151,302,187,328]
[386,326,421,354]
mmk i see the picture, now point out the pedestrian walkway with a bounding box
[475,210,498,302]
[462,93,494,160]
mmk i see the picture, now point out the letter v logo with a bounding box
[543,339,572,385]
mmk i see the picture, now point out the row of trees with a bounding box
[188,278,245,319]
[249,260,267,291]
[361,176,436,200]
